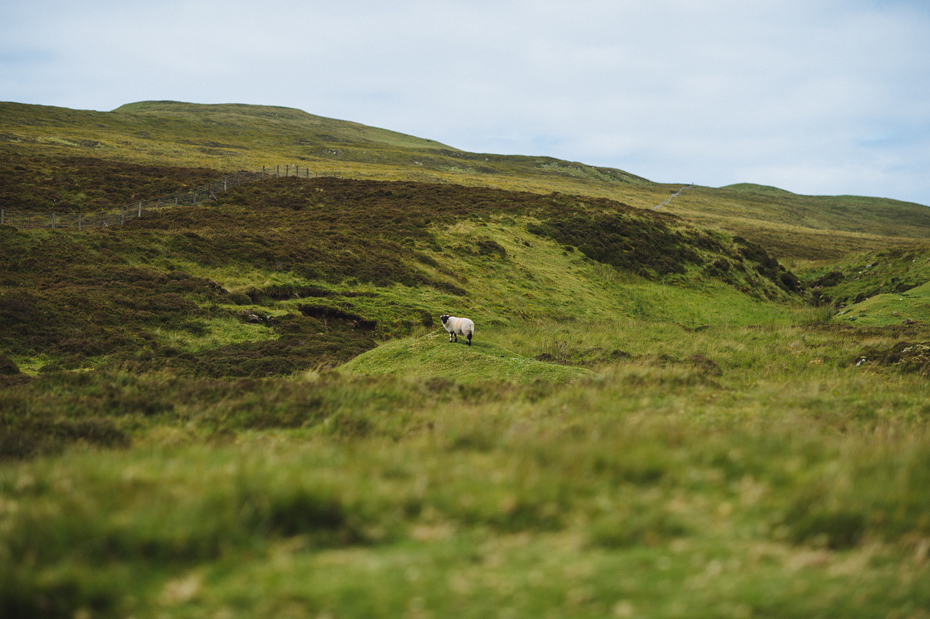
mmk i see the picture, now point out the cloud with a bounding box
[2,0,929,204]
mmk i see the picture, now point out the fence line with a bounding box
[0,164,334,231]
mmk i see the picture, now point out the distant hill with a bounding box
[2,100,930,260]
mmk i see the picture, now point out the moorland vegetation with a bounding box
[2,101,930,618]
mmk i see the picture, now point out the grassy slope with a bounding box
[4,100,930,262]
[801,244,930,327]
[0,176,802,381]
[339,333,593,384]
[2,101,930,618]
[658,184,930,262]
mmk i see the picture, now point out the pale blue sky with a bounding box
[2,0,929,205]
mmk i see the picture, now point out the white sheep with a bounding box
[440,314,474,346]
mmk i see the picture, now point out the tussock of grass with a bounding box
[339,331,592,384]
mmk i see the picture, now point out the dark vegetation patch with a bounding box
[122,321,376,379]
[0,372,144,459]
[0,231,222,358]
[858,341,930,375]
[804,246,930,307]
[297,304,378,330]
[0,223,378,377]
[528,211,800,297]
[0,153,222,212]
[0,353,20,376]
[733,236,803,294]
[246,283,333,301]
[474,237,508,259]
[206,177,799,296]
[528,211,704,276]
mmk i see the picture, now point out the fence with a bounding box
[0,164,328,231]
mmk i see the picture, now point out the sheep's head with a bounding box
[440,314,450,325]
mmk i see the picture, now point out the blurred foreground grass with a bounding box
[3,317,930,617]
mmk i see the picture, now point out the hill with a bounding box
[4,100,930,262]
[665,183,930,261]
[2,100,930,617]
[0,176,804,383]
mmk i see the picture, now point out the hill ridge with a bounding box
[3,99,930,261]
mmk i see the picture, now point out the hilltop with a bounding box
[4,100,930,261]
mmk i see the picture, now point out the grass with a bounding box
[2,100,930,617]
[339,331,593,384]
[5,100,929,268]
[3,343,930,616]
[659,185,930,262]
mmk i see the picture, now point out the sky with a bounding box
[2,0,930,205]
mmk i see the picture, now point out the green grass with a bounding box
[339,331,593,384]
[836,281,930,326]
[3,347,930,616]
[5,99,929,268]
[3,100,930,618]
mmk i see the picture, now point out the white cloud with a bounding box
[2,0,929,204]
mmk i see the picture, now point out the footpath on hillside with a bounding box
[653,184,693,210]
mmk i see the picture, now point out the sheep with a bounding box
[440,314,474,346]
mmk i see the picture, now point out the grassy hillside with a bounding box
[4,100,930,262]
[657,184,930,262]
[0,100,647,191]
[0,176,804,383]
[2,101,930,617]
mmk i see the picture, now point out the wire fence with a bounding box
[0,164,330,231]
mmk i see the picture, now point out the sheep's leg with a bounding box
[450,332,456,342]
[467,334,472,346]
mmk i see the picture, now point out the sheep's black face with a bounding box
[440,314,450,325]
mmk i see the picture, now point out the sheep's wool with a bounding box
[440,314,475,346]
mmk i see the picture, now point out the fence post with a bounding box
[120,207,125,226]
[224,176,228,192]
[138,201,142,218]
[1,210,4,225]
[52,213,56,229]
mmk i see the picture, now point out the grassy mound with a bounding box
[801,244,930,327]
[339,331,592,384]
